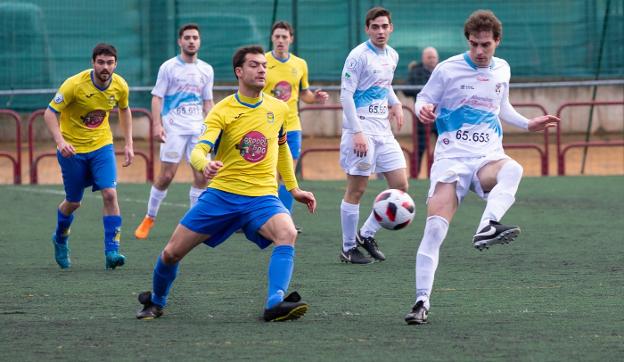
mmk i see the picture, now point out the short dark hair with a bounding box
[232,45,265,78]
[179,23,200,38]
[92,43,117,61]
[271,21,294,36]
[464,10,502,40]
[365,6,391,27]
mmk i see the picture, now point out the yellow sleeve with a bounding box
[118,80,130,109]
[48,78,75,113]
[277,127,298,191]
[190,142,212,172]
[300,60,310,90]
[190,106,224,172]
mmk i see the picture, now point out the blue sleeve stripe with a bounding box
[199,140,214,148]
[47,105,60,114]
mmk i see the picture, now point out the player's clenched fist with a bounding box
[202,160,223,180]
[418,104,436,124]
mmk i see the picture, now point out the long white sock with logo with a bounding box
[340,200,359,252]
[477,160,523,232]
[416,215,449,309]
[147,186,167,218]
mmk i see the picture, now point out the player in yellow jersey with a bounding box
[136,45,317,322]
[263,21,328,231]
[43,43,134,270]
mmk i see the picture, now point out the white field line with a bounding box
[4,186,188,208]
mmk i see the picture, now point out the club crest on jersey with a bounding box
[53,92,64,104]
[81,110,106,128]
[108,95,116,106]
[346,58,358,70]
[495,83,503,94]
[266,112,275,124]
[237,131,268,163]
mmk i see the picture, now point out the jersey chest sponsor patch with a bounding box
[81,110,106,128]
[272,81,292,101]
[237,131,268,163]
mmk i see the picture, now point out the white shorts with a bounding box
[427,153,510,203]
[159,133,199,163]
[339,133,406,176]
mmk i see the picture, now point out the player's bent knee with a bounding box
[503,160,524,180]
[161,248,182,265]
[272,225,298,246]
[66,201,81,211]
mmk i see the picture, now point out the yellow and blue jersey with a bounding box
[263,51,309,132]
[48,69,130,153]
[191,92,295,197]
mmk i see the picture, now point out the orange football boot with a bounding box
[134,216,155,239]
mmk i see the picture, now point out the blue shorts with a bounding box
[286,130,302,160]
[57,144,117,202]
[180,188,290,249]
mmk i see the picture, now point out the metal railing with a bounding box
[27,108,155,184]
[0,109,22,184]
[556,101,624,175]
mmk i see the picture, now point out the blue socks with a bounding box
[152,255,179,307]
[148,246,293,309]
[103,215,122,253]
[265,245,295,309]
[278,184,294,212]
[54,209,74,245]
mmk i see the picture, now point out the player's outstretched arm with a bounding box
[290,188,317,213]
[528,115,560,132]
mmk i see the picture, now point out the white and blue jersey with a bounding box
[152,56,214,135]
[341,40,399,136]
[416,52,511,160]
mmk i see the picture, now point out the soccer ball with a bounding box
[372,189,416,230]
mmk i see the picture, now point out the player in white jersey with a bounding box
[135,24,214,239]
[338,7,408,264]
[405,10,559,325]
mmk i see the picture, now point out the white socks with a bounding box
[415,215,449,309]
[189,186,204,208]
[340,199,359,251]
[360,211,382,238]
[147,186,168,218]
[478,160,523,231]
